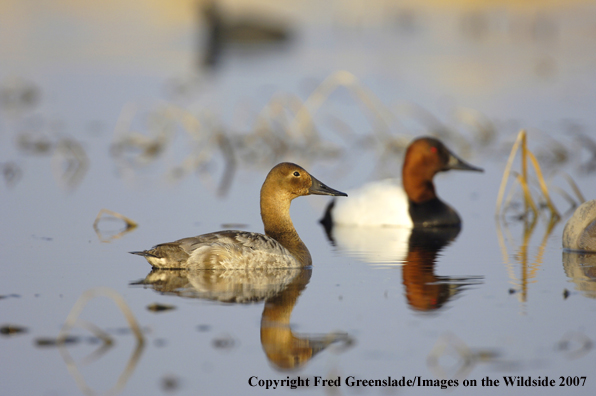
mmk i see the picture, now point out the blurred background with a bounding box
[2,0,596,182]
[1,0,596,192]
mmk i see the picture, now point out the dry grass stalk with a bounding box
[93,208,137,230]
[562,173,586,204]
[289,70,394,143]
[57,287,143,344]
[495,130,560,221]
[51,138,89,190]
[54,288,145,396]
[93,209,138,243]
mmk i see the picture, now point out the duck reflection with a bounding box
[132,268,351,370]
[562,251,596,299]
[323,225,483,312]
[404,228,482,312]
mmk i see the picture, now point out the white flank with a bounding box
[332,179,414,227]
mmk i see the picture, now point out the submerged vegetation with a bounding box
[109,71,595,204]
[32,288,145,396]
[497,130,564,224]
[2,71,594,203]
[494,130,588,306]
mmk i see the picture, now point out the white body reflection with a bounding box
[330,224,412,265]
[324,224,483,312]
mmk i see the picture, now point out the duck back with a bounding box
[133,230,302,270]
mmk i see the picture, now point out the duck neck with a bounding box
[402,166,437,204]
[260,191,312,267]
[260,269,313,369]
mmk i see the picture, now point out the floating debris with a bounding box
[211,333,236,350]
[35,335,79,347]
[556,331,593,360]
[15,129,55,155]
[427,333,500,381]
[107,326,136,336]
[93,208,138,243]
[1,162,22,188]
[31,235,53,241]
[0,77,40,114]
[161,374,182,392]
[563,289,570,299]
[147,303,176,312]
[196,324,211,332]
[0,324,28,336]
[0,294,20,300]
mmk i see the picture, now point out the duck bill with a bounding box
[445,151,483,172]
[309,176,348,197]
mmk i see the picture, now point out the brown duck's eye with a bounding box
[293,171,300,177]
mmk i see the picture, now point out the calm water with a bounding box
[1,1,596,395]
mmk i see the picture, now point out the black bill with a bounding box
[309,176,348,197]
[444,150,484,173]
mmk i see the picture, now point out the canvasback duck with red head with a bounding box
[321,137,483,228]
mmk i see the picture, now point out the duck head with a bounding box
[263,162,347,200]
[403,137,483,204]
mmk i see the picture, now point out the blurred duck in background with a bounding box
[199,0,293,69]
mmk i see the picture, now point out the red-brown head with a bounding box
[402,137,483,203]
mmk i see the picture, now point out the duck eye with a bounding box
[430,146,438,154]
[293,171,300,177]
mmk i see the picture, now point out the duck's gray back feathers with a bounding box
[131,230,301,270]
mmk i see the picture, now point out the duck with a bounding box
[200,0,293,69]
[131,162,347,269]
[320,136,483,229]
[563,199,596,252]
